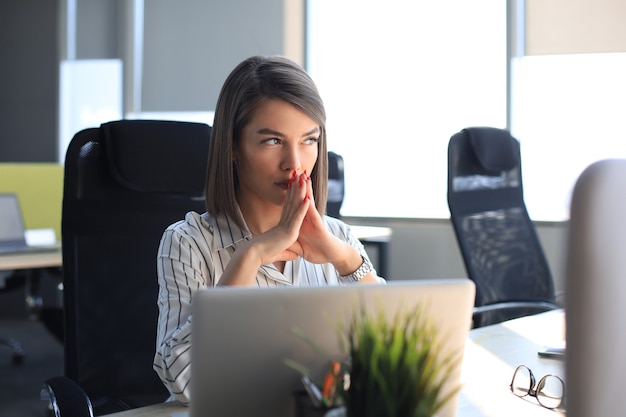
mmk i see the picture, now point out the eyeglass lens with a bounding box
[511,365,564,409]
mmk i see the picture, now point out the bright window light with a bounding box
[307,0,507,219]
[511,53,626,221]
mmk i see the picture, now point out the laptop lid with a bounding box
[190,279,475,417]
[0,193,29,251]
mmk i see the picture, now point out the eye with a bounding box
[263,138,282,145]
[304,136,320,145]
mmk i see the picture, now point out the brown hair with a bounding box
[205,55,328,227]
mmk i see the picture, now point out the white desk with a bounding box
[0,247,63,315]
[105,310,566,417]
[0,247,62,271]
[458,309,565,417]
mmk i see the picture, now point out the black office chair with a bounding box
[43,119,211,416]
[327,151,345,219]
[447,126,559,328]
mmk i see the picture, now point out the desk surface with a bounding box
[0,247,62,271]
[105,310,566,417]
[350,224,392,241]
[458,309,565,417]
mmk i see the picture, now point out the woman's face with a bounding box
[234,98,320,209]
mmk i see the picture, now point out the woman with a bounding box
[153,55,384,404]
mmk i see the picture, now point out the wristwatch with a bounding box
[339,255,373,283]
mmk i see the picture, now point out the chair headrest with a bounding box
[464,127,519,172]
[102,120,211,195]
[327,151,344,205]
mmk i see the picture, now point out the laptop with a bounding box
[0,193,60,254]
[190,279,475,417]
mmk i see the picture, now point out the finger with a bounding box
[287,169,298,188]
[304,172,314,204]
[277,175,310,240]
[277,248,300,262]
[285,172,310,216]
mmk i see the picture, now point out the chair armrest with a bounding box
[42,376,94,417]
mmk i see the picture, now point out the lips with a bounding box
[277,172,299,190]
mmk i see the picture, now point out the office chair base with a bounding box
[1,337,25,365]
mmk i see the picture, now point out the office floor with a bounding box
[0,318,61,417]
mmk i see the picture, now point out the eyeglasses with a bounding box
[510,365,565,410]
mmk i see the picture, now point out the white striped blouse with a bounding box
[152,209,382,404]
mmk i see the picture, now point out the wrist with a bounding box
[337,254,373,283]
[332,245,361,275]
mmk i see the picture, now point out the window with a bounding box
[306,0,507,219]
[307,1,626,222]
[510,52,626,221]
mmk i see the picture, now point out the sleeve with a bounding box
[153,223,212,405]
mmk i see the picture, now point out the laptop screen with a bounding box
[0,193,27,244]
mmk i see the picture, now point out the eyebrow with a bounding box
[257,126,320,138]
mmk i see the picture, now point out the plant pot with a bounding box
[293,390,346,417]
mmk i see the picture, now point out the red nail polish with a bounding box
[288,170,298,187]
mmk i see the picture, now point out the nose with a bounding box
[280,145,302,173]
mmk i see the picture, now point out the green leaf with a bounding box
[285,300,462,417]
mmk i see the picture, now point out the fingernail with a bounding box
[288,170,298,188]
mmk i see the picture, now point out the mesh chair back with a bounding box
[447,127,556,327]
[62,119,211,414]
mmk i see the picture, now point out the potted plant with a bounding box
[288,303,462,417]
[339,303,460,417]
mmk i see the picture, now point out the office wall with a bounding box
[74,1,120,59]
[142,0,288,112]
[526,0,626,55]
[0,0,59,162]
[0,0,294,161]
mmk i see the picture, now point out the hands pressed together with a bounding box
[265,169,343,264]
[220,170,364,286]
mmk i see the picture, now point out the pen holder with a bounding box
[293,390,345,417]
